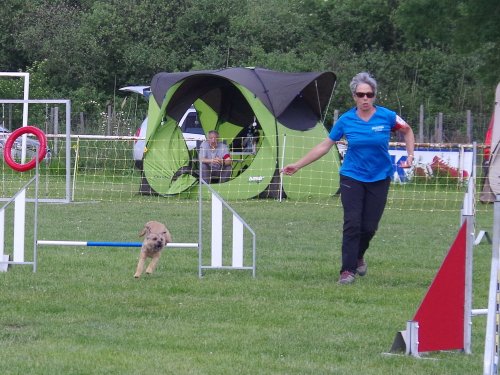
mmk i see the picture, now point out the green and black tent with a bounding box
[141,67,340,199]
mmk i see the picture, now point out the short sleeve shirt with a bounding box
[329,106,400,182]
[199,141,230,167]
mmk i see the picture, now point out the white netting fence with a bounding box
[0,134,488,212]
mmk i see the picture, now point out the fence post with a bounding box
[78,112,85,134]
[53,106,59,155]
[107,105,112,135]
[8,103,12,129]
[419,104,424,143]
[435,113,444,142]
[466,110,472,143]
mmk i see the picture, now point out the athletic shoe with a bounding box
[338,271,355,285]
[356,259,367,276]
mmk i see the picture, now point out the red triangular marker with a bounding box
[413,221,467,352]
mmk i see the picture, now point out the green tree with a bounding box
[14,0,86,90]
[453,0,500,82]
[394,0,500,84]
[1,0,497,135]
[321,0,401,52]
[0,0,32,70]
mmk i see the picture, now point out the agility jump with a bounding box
[1,125,256,277]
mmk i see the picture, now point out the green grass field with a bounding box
[0,197,495,374]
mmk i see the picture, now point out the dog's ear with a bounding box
[139,226,149,237]
[162,230,173,243]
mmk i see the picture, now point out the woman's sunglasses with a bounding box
[355,92,375,98]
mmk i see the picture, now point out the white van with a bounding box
[120,86,206,167]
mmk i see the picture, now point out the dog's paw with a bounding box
[134,273,141,278]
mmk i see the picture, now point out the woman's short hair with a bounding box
[349,72,377,96]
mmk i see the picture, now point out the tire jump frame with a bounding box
[1,126,44,272]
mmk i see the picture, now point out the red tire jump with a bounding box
[3,126,47,172]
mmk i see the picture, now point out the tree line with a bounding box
[0,0,499,138]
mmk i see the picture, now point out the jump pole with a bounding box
[37,240,198,248]
[33,161,254,277]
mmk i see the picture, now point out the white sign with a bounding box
[390,146,473,183]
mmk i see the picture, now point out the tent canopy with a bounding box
[150,67,336,131]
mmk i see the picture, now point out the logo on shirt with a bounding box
[371,125,384,132]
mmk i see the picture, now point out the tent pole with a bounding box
[314,80,323,124]
[279,134,287,202]
[322,80,337,126]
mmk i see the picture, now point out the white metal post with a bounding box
[211,193,223,267]
[0,209,6,272]
[232,216,244,267]
[13,189,26,263]
[483,195,500,375]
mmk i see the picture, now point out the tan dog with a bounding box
[134,221,172,278]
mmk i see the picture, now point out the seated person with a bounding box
[199,130,232,183]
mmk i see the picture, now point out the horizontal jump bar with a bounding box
[471,308,488,316]
[37,240,198,248]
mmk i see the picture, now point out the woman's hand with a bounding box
[399,156,414,168]
[281,164,299,175]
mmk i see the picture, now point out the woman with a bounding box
[281,72,415,285]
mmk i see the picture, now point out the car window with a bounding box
[181,113,204,135]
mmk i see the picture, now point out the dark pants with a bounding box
[201,163,232,183]
[339,175,390,273]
